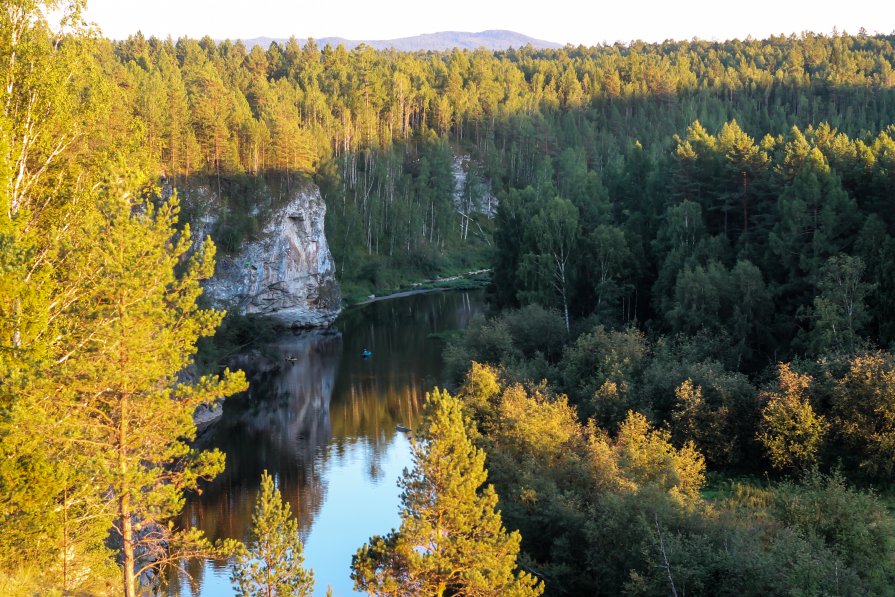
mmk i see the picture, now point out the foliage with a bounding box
[92,30,895,338]
[50,185,247,596]
[830,352,895,479]
[448,360,895,596]
[8,7,895,593]
[518,197,579,331]
[559,325,647,422]
[610,411,706,504]
[0,5,245,593]
[757,364,828,471]
[351,389,543,597]
[772,470,895,592]
[232,470,315,597]
[810,254,874,354]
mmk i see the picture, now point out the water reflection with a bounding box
[170,290,484,596]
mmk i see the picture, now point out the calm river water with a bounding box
[169,289,484,596]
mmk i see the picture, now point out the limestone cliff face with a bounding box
[204,184,341,327]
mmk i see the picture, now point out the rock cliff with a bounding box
[203,184,341,327]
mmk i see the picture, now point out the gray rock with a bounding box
[193,401,224,431]
[204,184,341,328]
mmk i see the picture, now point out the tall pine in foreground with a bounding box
[351,388,543,597]
[1,1,199,592]
[232,470,315,597]
[50,181,247,597]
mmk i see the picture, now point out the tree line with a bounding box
[491,120,895,366]
[103,27,895,292]
[436,357,895,595]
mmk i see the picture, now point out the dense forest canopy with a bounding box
[102,29,895,357]
[113,29,895,176]
[95,27,895,310]
[4,2,895,593]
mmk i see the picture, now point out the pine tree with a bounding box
[1,3,132,590]
[49,181,247,597]
[351,388,543,597]
[232,470,314,597]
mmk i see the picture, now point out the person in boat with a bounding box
[361,348,372,358]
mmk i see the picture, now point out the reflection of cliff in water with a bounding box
[171,290,485,596]
[179,329,343,551]
[330,290,482,441]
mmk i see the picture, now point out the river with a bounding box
[169,289,485,596]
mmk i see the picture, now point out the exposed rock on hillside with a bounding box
[204,184,341,328]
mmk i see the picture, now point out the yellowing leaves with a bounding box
[458,365,706,506]
[757,364,828,472]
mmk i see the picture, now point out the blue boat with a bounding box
[361,349,373,359]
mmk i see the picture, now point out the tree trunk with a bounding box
[562,293,570,333]
[121,492,136,597]
[62,485,69,591]
[556,255,571,333]
[120,397,136,597]
[560,269,570,333]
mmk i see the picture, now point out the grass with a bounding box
[700,473,770,502]
[341,268,491,307]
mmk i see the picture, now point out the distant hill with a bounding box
[240,30,563,52]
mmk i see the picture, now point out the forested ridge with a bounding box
[103,29,895,297]
[4,0,895,593]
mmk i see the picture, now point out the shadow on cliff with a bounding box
[171,171,342,330]
[172,171,315,254]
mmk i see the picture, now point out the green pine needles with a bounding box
[351,388,544,597]
[232,470,315,597]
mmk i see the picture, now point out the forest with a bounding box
[104,24,895,300]
[3,0,895,594]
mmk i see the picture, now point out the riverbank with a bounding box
[344,269,491,307]
[177,290,487,597]
[195,270,489,379]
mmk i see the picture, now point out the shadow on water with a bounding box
[166,289,484,596]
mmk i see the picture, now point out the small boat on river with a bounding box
[361,349,373,359]
[396,424,411,433]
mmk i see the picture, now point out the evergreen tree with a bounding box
[0,3,142,590]
[492,186,537,308]
[51,182,246,597]
[232,470,315,597]
[351,389,543,597]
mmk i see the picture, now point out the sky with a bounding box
[84,0,895,45]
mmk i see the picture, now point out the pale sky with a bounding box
[84,0,895,45]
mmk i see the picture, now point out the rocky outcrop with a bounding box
[204,184,341,328]
[193,400,224,431]
[452,154,497,218]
